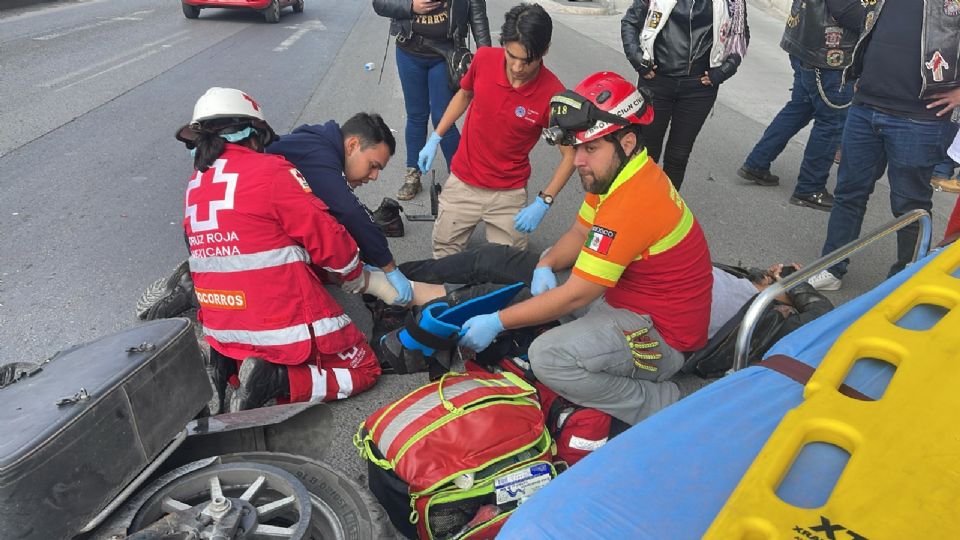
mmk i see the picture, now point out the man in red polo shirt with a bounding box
[418,3,576,258]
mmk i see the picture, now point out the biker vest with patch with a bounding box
[780,0,868,70]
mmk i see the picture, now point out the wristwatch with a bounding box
[538,191,554,206]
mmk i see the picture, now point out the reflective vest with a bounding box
[183,144,364,365]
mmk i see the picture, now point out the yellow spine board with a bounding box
[706,242,960,540]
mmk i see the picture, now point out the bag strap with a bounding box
[403,312,460,351]
[759,354,873,401]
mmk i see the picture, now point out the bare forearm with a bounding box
[540,146,577,198]
[435,90,472,137]
[499,285,595,329]
[541,223,588,271]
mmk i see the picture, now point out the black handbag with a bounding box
[424,38,474,91]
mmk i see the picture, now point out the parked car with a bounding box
[182,0,304,23]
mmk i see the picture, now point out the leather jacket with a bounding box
[780,0,869,70]
[621,0,749,84]
[846,0,960,97]
[372,0,492,47]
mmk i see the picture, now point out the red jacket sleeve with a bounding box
[269,165,362,283]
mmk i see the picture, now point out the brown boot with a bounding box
[398,168,422,200]
[932,176,960,193]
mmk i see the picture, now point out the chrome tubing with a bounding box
[732,209,932,372]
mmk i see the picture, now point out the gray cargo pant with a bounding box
[528,298,684,425]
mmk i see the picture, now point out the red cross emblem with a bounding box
[185,159,238,232]
[926,50,950,82]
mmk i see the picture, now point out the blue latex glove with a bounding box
[418,132,443,173]
[459,312,505,352]
[514,196,550,233]
[385,268,414,305]
[530,266,557,296]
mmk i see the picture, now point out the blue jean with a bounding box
[744,55,852,196]
[395,47,460,170]
[933,158,956,178]
[821,104,957,278]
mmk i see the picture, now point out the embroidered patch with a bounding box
[927,50,950,82]
[647,11,662,28]
[515,105,526,118]
[825,49,845,68]
[289,168,311,193]
[824,26,842,48]
[945,0,960,16]
[585,225,616,255]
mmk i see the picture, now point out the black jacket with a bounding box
[781,0,868,70]
[847,0,960,98]
[267,122,394,268]
[372,0,492,47]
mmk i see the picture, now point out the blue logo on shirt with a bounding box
[515,106,526,118]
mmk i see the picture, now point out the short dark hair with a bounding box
[500,3,552,60]
[341,113,396,156]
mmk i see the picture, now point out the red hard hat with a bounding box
[569,72,654,145]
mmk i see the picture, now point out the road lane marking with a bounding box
[273,19,326,52]
[41,31,189,88]
[55,36,191,91]
[32,9,155,40]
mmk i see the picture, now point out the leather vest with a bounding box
[780,0,865,70]
[846,0,960,98]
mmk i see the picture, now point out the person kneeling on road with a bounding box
[457,72,715,426]
[176,88,381,413]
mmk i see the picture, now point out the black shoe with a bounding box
[207,349,238,415]
[371,197,404,237]
[136,259,198,320]
[363,294,410,363]
[229,358,289,412]
[789,190,834,212]
[737,165,780,186]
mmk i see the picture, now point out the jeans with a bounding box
[822,104,957,278]
[744,56,852,196]
[639,73,719,189]
[399,243,538,286]
[395,47,460,170]
[933,158,956,178]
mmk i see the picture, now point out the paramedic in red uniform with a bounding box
[458,73,714,425]
[176,87,381,412]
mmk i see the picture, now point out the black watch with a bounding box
[538,191,554,206]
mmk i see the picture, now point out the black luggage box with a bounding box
[0,318,211,539]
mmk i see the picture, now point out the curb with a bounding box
[532,0,615,16]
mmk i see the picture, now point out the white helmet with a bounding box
[176,87,277,146]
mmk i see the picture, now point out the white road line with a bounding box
[273,19,326,52]
[41,30,190,88]
[32,9,155,41]
[56,36,192,91]
[0,0,110,24]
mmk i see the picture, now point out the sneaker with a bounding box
[932,176,960,193]
[737,165,780,186]
[229,357,289,412]
[790,190,834,212]
[397,168,422,201]
[206,350,237,415]
[136,259,198,320]
[808,269,842,291]
[370,197,404,237]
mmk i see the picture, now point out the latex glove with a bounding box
[418,132,443,173]
[385,268,414,305]
[514,196,550,233]
[459,312,505,352]
[530,266,557,296]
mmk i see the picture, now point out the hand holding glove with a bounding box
[417,132,443,173]
[530,266,557,296]
[514,196,550,233]
[458,312,505,352]
[385,268,414,305]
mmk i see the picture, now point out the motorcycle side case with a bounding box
[0,318,211,540]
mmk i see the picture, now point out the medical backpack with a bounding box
[355,372,557,539]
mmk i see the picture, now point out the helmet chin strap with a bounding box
[609,129,640,181]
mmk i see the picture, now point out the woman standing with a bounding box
[374,0,491,200]
[621,0,748,189]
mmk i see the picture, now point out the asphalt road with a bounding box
[2,0,958,508]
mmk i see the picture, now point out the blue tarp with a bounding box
[499,250,943,539]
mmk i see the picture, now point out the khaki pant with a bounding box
[432,173,528,259]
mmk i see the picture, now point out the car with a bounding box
[181,0,304,24]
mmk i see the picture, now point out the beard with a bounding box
[579,169,616,195]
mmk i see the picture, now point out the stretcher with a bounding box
[500,213,959,539]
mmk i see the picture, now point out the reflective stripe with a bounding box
[574,250,624,284]
[190,245,310,273]
[600,150,648,204]
[312,314,351,336]
[648,204,694,255]
[323,252,360,275]
[333,368,354,399]
[203,323,311,346]
[377,379,489,455]
[308,365,327,402]
[578,200,596,224]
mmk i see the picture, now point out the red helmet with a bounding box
[543,72,654,146]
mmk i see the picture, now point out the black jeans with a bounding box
[639,74,719,190]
